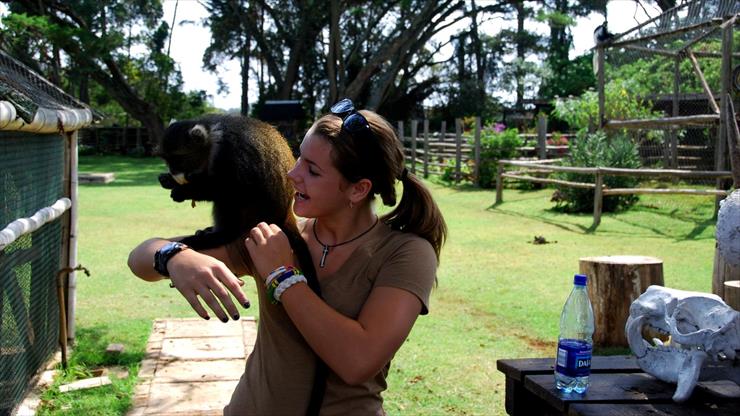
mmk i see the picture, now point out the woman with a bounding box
[128,99,446,415]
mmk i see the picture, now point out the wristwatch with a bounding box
[154,241,189,277]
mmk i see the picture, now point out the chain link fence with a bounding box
[0,132,65,416]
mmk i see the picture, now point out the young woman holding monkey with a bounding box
[128,98,446,415]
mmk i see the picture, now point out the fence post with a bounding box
[597,45,606,127]
[455,118,462,183]
[495,161,504,204]
[423,119,430,178]
[537,114,547,160]
[440,121,447,142]
[715,18,733,215]
[593,169,604,229]
[670,57,680,169]
[474,117,481,186]
[411,119,418,175]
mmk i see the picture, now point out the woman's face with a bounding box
[288,132,350,218]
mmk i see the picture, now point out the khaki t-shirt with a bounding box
[224,220,437,416]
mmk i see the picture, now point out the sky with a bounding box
[0,1,665,110]
[162,0,664,110]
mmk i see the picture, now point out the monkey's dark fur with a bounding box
[157,114,317,292]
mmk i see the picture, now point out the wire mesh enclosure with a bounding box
[602,0,739,185]
[0,132,65,415]
[0,47,95,415]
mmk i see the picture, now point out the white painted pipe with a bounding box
[0,198,72,250]
[0,101,92,133]
[67,131,79,341]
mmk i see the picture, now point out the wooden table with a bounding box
[496,355,740,416]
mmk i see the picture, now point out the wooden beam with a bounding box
[501,173,596,189]
[678,26,720,53]
[609,18,723,49]
[499,160,732,179]
[687,51,721,114]
[604,114,719,129]
[602,188,729,196]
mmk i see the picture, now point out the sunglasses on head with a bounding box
[330,98,373,140]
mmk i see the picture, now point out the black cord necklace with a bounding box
[313,216,379,268]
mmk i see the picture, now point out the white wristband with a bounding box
[274,274,308,302]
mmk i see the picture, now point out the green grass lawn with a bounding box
[38,155,719,415]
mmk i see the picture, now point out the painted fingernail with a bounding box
[220,317,228,323]
[233,314,240,321]
[243,300,251,309]
[204,316,210,320]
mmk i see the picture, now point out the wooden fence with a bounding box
[495,159,733,229]
[396,116,568,183]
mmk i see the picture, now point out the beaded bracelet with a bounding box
[265,266,302,304]
[265,265,293,287]
[274,274,308,302]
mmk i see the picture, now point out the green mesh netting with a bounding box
[0,131,65,415]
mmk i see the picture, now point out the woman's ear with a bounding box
[349,178,373,204]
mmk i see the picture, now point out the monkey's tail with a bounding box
[282,227,326,416]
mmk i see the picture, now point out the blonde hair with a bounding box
[310,111,447,261]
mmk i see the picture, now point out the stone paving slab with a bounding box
[160,336,245,361]
[154,359,245,383]
[128,317,256,416]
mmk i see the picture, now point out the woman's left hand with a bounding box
[245,222,295,282]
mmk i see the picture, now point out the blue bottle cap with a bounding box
[574,274,588,286]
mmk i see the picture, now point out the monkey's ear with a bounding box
[188,124,211,145]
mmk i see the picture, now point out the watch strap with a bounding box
[154,241,189,277]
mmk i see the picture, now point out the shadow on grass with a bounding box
[490,205,593,234]
[490,199,715,242]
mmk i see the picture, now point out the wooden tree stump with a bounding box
[724,280,740,311]
[579,255,664,347]
[712,244,740,300]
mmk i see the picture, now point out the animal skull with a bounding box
[625,285,740,402]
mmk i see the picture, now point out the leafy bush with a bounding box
[440,158,473,184]
[553,131,641,213]
[551,79,664,144]
[476,127,523,188]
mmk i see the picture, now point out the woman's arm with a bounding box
[246,223,426,385]
[127,238,251,322]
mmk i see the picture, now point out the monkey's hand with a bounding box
[170,186,196,203]
[159,173,178,189]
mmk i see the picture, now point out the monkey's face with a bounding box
[158,121,213,185]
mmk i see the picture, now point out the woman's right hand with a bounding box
[167,248,250,322]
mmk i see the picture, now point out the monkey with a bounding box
[156,113,318,293]
[593,21,615,46]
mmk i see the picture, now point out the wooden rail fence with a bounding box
[396,116,568,183]
[495,159,733,229]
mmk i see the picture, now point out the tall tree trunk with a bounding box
[327,0,340,104]
[240,40,250,116]
[515,0,525,111]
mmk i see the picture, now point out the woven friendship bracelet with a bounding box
[274,274,308,302]
[266,265,293,287]
[265,266,302,304]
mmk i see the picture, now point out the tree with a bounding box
[1,0,211,144]
[537,0,602,101]
[201,0,510,119]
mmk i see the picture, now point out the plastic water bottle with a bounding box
[554,273,595,394]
